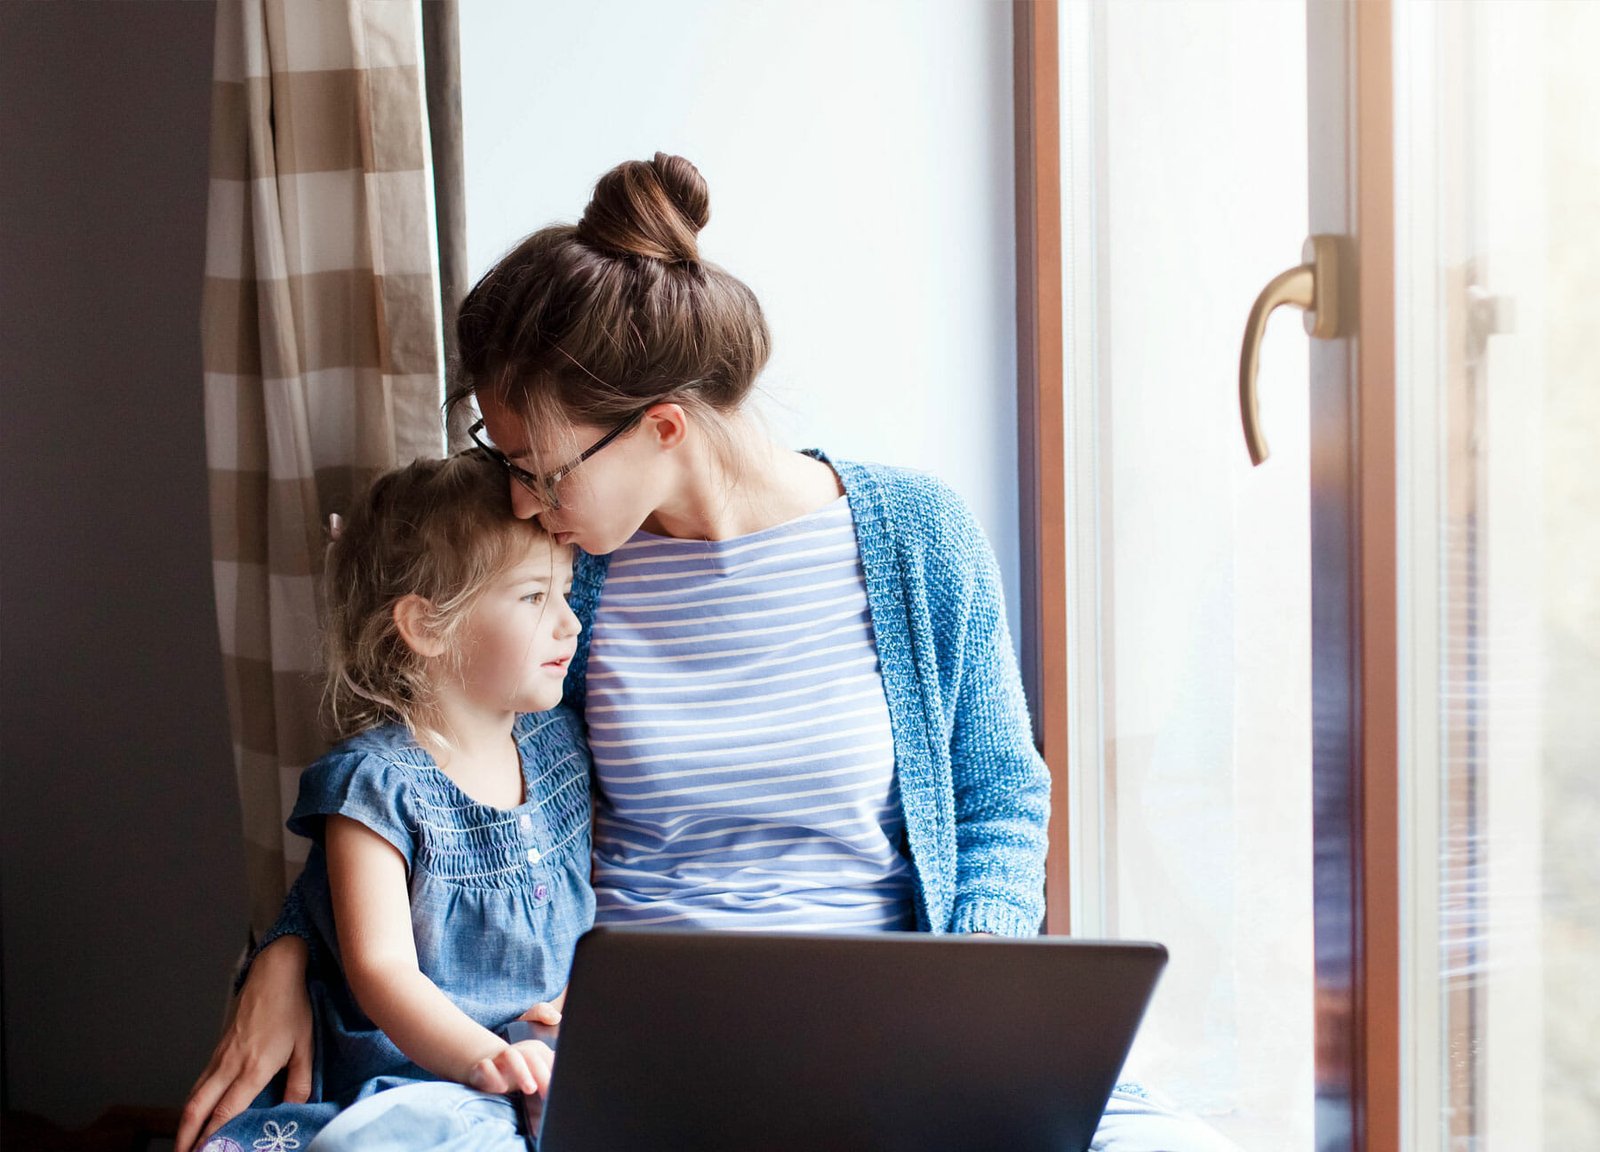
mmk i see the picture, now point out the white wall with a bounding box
[460,0,1022,638]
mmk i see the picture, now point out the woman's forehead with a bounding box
[476,389,532,456]
[476,388,592,463]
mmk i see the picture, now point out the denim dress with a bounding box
[201,708,595,1152]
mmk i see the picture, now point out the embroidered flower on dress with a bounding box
[200,1138,245,1152]
[252,1120,301,1152]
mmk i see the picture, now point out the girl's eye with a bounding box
[523,591,547,605]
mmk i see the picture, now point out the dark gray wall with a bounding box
[1,0,248,1126]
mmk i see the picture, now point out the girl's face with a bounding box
[476,388,667,556]
[451,534,582,714]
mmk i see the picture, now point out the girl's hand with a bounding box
[174,936,314,1152]
[467,1039,555,1097]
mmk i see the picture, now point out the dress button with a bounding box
[535,884,549,900]
[526,847,541,864]
[518,814,532,832]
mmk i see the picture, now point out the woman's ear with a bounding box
[644,402,689,450]
[393,594,447,658]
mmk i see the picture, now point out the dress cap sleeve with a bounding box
[288,748,417,869]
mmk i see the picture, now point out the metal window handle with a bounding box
[1466,282,1516,365]
[1239,234,1348,465]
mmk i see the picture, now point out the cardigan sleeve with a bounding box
[919,480,1052,936]
[231,867,316,994]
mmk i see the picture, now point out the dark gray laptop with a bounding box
[506,926,1165,1152]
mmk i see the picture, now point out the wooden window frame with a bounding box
[1012,0,1069,936]
[1012,3,1399,1145]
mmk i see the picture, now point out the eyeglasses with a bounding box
[467,410,646,511]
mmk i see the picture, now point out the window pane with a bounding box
[1061,3,1313,1148]
[1397,2,1600,1147]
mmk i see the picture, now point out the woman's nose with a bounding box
[509,479,542,521]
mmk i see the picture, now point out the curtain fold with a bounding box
[421,0,471,450]
[202,0,446,938]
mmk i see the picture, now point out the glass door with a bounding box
[1057,2,1317,1147]
[1052,1,1600,1149]
[1396,3,1600,1148]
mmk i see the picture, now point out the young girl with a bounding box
[191,449,591,1152]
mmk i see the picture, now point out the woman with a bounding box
[181,153,1235,1152]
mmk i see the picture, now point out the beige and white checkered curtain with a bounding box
[201,0,446,938]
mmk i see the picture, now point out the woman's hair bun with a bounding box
[576,151,710,265]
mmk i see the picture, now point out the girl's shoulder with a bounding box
[321,719,433,765]
[296,721,432,802]
[299,722,431,793]
[287,723,426,860]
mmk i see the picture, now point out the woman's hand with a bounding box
[174,936,314,1152]
[517,985,567,1032]
[467,1039,555,1097]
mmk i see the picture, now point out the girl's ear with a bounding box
[393,594,447,659]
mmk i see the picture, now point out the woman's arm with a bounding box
[925,482,1052,936]
[174,933,314,1152]
[230,867,316,992]
[945,579,1052,936]
[325,816,553,1096]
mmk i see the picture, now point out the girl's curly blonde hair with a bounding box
[321,448,550,748]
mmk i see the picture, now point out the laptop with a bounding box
[504,926,1165,1152]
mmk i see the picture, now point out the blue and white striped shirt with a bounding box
[587,494,917,932]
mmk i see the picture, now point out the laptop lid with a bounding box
[533,926,1166,1152]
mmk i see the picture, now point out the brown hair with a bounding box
[449,153,770,467]
[321,449,550,747]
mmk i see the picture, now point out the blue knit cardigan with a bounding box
[566,452,1050,937]
[253,453,1049,966]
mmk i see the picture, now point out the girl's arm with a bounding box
[325,816,553,1095]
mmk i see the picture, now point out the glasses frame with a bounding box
[467,409,647,511]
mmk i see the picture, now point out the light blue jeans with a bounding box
[305,1079,1241,1151]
